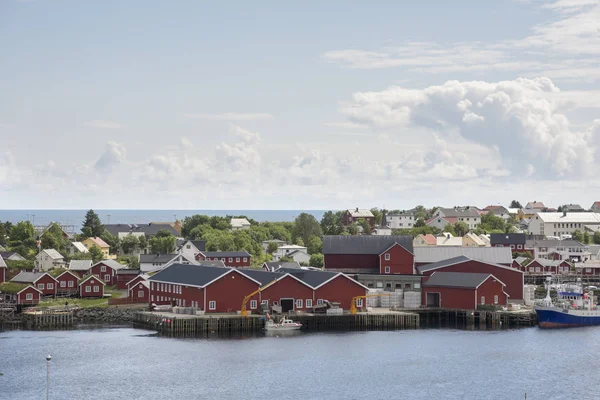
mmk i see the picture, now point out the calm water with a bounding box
[0,210,329,226]
[1,326,598,400]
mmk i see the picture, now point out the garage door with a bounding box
[426,293,440,307]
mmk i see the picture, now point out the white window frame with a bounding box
[26,293,33,301]
[151,295,154,301]
[517,245,523,249]
[356,298,363,307]
[261,300,268,306]
[138,290,144,298]
[306,299,313,308]
[68,280,74,288]
[236,257,240,262]
[384,253,390,261]
[243,257,248,262]
[228,257,233,262]
[317,299,323,305]
[101,266,106,272]
[60,281,66,288]
[480,296,485,305]
[250,300,257,309]
[93,286,99,293]
[85,286,91,293]
[510,245,515,249]
[38,283,45,290]
[414,282,421,289]
[104,274,110,282]
[296,299,303,308]
[47,283,54,290]
[384,266,391,274]
[494,295,499,304]
[209,301,216,310]
[586,268,592,273]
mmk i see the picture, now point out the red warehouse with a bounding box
[55,270,80,296]
[90,260,125,286]
[422,272,509,309]
[576,263,600,276]
[311,272,368,310]
[116,269,140,290]
[11,272,58,297]
[323,235,414,274]
[79,275,105,298]
[244,270,314,313]
[0,283,42,305]
[524,259,572,275]
[417,255,524,300]
[196,251,251,268]
[129,280,150,303]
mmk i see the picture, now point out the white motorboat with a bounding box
[264,314,302,331]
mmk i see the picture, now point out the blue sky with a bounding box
[0,0,598,210]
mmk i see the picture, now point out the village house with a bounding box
[128,280,150,303]
[432,207,481,230]
[413,246,513,267]
[34,249,65,272]
[490,233,528,255]
[126,273,150,290]
[115,269,141,290]
[68,242,89,255]
[0,283,42,305]
[563,204,585,212]
[230,218,251,230]
[478,234,491,246]
[528,212,600,236]
[79,275,105,298]
[11,271,58,297]
[386,212,415,229]
[139,253,195,273]
[54,270,80,296]
[524,259,572,275]
[426,216,458,231]
[0,251,26,261]
[262,261,302,272]
[525,239,588,262]
[575,262,600,276]
[82,237,112,259]
[262,239,287,253]
[104,223,179,238]
[178,240,206,261]
[525,201,546,212]
[483,206,512,220]
[67,259,93,278]
[89,259,126,286]
[422,272,509,309]
[589,245,600,261]
[413,234,437,247]
[463,232,488,247]
[196,251,252,268]
[342,208,375,228]
[436,233,463,246]
[272,245,310,264]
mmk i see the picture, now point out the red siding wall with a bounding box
[90,263,118,286]
[116,273,139,290]
[260,276,314,311]
[129,283,149,303]
[80,278,104,298]
[379,244,414,274]
[127,276,147,290]
[150,281,205,306]
[324,254,378,271]
[204,271,260,313]
[56,273,79,295]
[33,275,58,297]
[579,267,600,276]
[421,260,523,300]
[18,287,41,305]
[0,267,5,284]
[422,286,476,309]
[314,275,367,310]
[476,278,509,306]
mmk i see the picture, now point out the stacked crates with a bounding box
[403,292,421,308]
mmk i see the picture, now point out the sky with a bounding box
[0,0,599,210]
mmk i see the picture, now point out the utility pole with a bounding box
[46,355,52,400]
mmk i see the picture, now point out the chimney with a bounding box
[355,207,359,212]
[563,210,567,217]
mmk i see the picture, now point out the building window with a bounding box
[104,274,110,282]
[385,253,390,261]
[151,295,154,301]
[26,293,33,301]
[101,266,106,272]
[384,266,391,274]
[414,282,421,289]
[296,299,303,308]
[138,291,144,298]
[306,299,313,308]
[517,245,523,249]
[536,267,541,272]
[405,283,411,289]
[243,257,248,262]
[376,281,383,288]
[85,286,91,293]
[60,281,66,288]
[250,300,257,309]
[586,268,592,273]
[93,286,99,292]
[47,283,54,290]
[236,257,240,262]
[186,245,191,249]
[68,281,74,288]
[494,295,499,304]
[209,301,216,310]
[261,300,269,306]
[356,298,363,307]
[510,245,515,249]
[229,258,233,262]
[221,258,225,261]
[38,283,45,290]
[480,296,485,305]
[317,299,323,305]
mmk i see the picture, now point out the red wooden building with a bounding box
[575,263,600,276]
[11,272,58,297]
[0,283,42,305]
[323,235,414,274]
[0,255,6,283]
[79,275,105,298]
[67,259,93,278]
[417,255,524,300]
[196,251,251,268]
[55,270,80,296]
[127,274,149,290]
[525,259,571,275]
[115,269,140,290]
[129,280,150,303]
[89,260,125,287]
[422,272,509,309]
[490,233,529,256]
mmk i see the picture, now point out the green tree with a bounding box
[100,231,120,255]
[0,223,7,245]
[414,218,426,228]
[306,235,322,255]
[309,253,324,269]
[267,242,279,254]
[583,231,591,244]
[572,230,584,242]
[443,224,456,236]
[510,200,523,209]
[293,213,322,245]
[9,221,35,243]
[320,211,344,235]
[149,231,176,253]
[82,209,104,238]
[137,234,148,251]
[40,223,69,253]
[89,245,104,263]
[278,255,294,263]
[413,205,427,220]
[359,219,372,235]
[120,234,139,255]
[453,222,469,237]
[370,208,383,226]
[347,223,359,236]
[479,213,506,233]
[594,231,600,245]
[181,215,210,238]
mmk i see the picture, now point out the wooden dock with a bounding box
[411,308,537,329]
[20,309,75,329]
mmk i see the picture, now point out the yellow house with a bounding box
[82,237,114,259]
[462,233,487,247]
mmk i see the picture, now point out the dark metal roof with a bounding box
[423,272,494,289]
[263,261,301,271]
[149,264,230,287]
[116,269,141,275]
[277,268,339,288]
[525,239,585,247]
[139,254,178,263]
[104,223,178,238]
[189,240,206,251]
[202,251,251,258]
[196,260,226,268]
[237,269,282,285]
[490,233,527,245]
[322,235,413,255]
[417,256,472,273]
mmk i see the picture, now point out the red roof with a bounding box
[484,205,502,211]
[422,234,436,245]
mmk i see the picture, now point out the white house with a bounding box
[386,213,415,229]
[178,240,206,261]
[434,207,481,230]
[231,218,251,230]
[436,233,463,246]
[117,232,148,256]
[273,245,311,264]
[528,212,600,236]
[35,249,65,271]
[525,239,589,262]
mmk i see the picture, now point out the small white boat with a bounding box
[264,314,302,331]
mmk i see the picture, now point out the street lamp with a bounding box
[46,355,51,400]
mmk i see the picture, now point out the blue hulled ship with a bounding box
[535,277,600,328]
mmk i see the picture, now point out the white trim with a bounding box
[56,270,80,281]
[125,274,148,287]
[379,241,414,256]
[208,300,216,310]
[79,274,107,286]
[16,285,43,295]
[312,272,370,290]
[474,274,507,289]
[32,272,58,285]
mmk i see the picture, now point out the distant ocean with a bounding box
[0,210,329,229]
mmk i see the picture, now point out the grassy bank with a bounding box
[38,288,124,309]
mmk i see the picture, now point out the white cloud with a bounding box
[323,121,368,129]
[94,141,127,172]
[183,112,274,121]
[83,120,124,129]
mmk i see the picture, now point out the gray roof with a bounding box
[322,235,414,255]
[423,272,494,289]
[189,240,206,251]
[139,254,178,263]
[525,239,585,248]
[417,256,471,273]
[149,264,234,287]
[588,245,600,256]
[490,233,527,245]
[263,261,301,271]
[531,259,568,267]
[11,271,51,283]
[94,259,126,270]
[104,223,178,238]
[277,268,339,288]
[40,249,64,259]
[68,259,93,271]
[116,269,141,275]
[414,247,513,265]
[514,256,528,265]
[201,251,251,258]
[437,208,481,218]
[564,204,584,211]
[0,255,6,268]
[196,260,226,268]
[237,269,282,285]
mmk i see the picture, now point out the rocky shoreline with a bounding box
[72,307,138,323]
